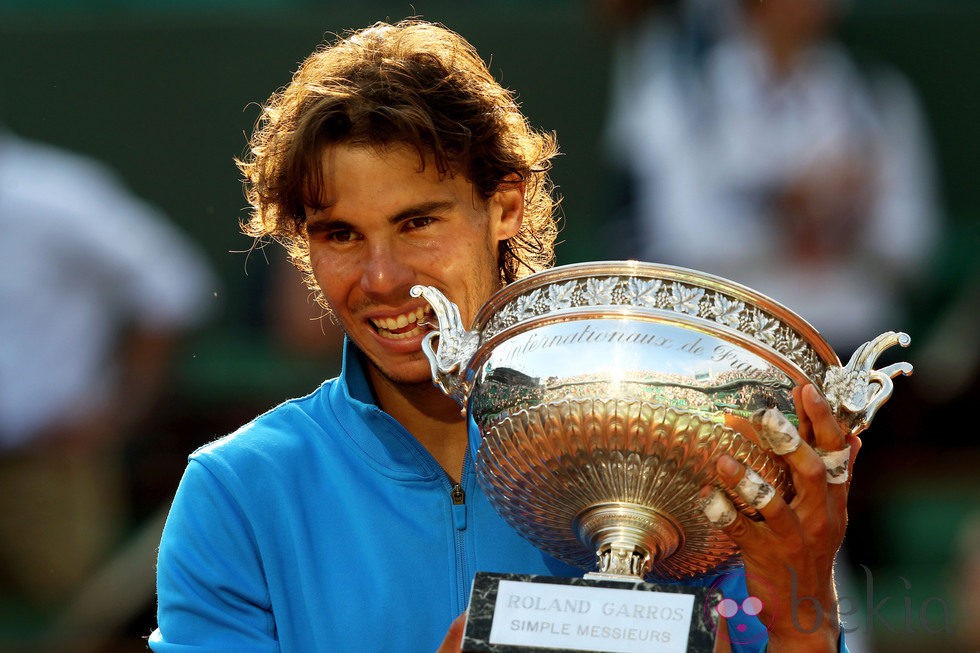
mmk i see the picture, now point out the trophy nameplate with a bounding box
[462,572,720,653]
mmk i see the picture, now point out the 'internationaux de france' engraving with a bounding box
[482,275,827,382]
[475,320,795,432]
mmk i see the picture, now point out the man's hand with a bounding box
[706,384,859,652]
[436,612,467,653]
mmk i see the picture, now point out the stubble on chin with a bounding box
[355,344,434,389]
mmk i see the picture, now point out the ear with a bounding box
[489,174,525,243]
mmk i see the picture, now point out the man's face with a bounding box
[305,143,523,388]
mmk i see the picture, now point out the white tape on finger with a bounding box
[816,446,851,485]
[736,468,776,510]
[750,407,802,455]
[703,489,738,528]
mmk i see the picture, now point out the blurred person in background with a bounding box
[602,0,941,355]
[599,2,944,650]
[0,126,215,617]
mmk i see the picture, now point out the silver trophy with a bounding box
[412,261,910,583]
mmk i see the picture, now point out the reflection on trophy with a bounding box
[412,261,910,650]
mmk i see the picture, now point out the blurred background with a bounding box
[0,1,976,651]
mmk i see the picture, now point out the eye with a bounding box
[326,228,358,243]
[308,224,360,244]
[404,216,435,230]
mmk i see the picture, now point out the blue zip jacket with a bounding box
[151,343,840,651]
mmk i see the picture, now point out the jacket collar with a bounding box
[325,339,445,480]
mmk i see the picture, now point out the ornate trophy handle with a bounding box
[823,331,913,436]
[410,285,480,407]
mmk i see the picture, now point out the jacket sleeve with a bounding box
[149,458,279,653]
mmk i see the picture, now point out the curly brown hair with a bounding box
[237,19,560,297]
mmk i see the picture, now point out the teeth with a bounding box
[371,306,432,337]
[382,323,427,340]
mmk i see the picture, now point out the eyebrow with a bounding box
[388,200,456,223]
[307,199,457,230]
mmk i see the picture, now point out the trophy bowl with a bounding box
[411,261,911,582]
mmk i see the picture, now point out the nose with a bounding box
[359,241,415,301]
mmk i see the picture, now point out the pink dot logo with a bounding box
[704,569,775,645]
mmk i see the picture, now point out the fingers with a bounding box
[818,447,851,485]
[749,406,802,455]
[702,384,854,539]
[705,455,798,540]
[847,434,863,470]
[798,384,853,493]
[724,412,765,449]
[839,433,863,484]
[775,384,852,503]
[701,486,760,547]
[793,385,813,443]
[702,487,738,528]
[735,466,776,510]
[799,384,845,452]
[712,616,730,653]
[436,612,467,653]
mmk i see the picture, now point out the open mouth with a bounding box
[369,305,434,340]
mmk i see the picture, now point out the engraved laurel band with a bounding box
[482,275,828,382]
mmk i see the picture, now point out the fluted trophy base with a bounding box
[477,398,788,581]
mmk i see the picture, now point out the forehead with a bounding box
[308,142,472,212]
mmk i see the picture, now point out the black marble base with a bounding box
[462,572,720,653]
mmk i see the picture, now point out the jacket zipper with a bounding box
[369,404,473,615]
[450,448,470,614]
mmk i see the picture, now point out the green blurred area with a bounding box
[0,2,976,401]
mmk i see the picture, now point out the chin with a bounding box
[367,354,438,389]
[393,365,440,388]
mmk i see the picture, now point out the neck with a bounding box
[367,366,469,483]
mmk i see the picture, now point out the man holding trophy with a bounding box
[152,19,907,653]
